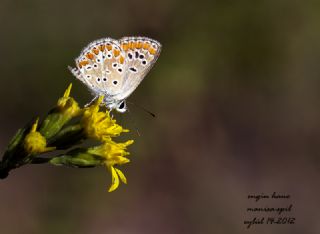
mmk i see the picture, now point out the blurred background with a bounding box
[0,0,320,233]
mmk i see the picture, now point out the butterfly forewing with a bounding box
[113,37,161,100]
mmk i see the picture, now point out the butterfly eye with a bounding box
[116,101,127,113]
[119,101,125,109]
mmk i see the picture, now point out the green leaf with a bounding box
[50,148,104,168]
[39,109,73,139]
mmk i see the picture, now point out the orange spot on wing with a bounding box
[99,45,105,51]
[119,56,125,64]
[149,47,157,55]
[79,60,89,67]
[106,44,112,51]
[143,43,151,50]
[92,48,99,55]
[121,43,129,51]
[128,42,133,49]
[113,49,120,57]
[86,53,94,60]
[137,41,143,49]
[132,42,137,49]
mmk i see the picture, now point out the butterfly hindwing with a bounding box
[73,38,126,96]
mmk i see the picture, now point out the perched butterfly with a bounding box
[69,36,161,113]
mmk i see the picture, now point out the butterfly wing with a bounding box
[112,36,162,101]
[70,38,127,98]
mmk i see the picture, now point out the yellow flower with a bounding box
[40,83,82,139]
[81,96,128,142]
[88,139,134,192]
[57,83,81,118]
[24,119,55,154]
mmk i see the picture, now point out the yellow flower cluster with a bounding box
[88,140,134,192]
[81,95,133,192]
[23,119,55,154]
[81,96,128,142]
[23,84,133,192]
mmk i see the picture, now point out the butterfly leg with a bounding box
[84,96,99,107]
[109,112,114,119]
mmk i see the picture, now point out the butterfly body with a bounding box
[69,37,161,112]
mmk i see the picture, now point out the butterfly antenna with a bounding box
[127,101,156,118]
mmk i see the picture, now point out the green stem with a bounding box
[31,157,52,164]
[0,161,10,179]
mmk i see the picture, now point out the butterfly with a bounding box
[69,36,161,113]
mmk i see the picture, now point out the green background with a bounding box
[0,0,319,233]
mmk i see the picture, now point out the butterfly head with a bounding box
[116,100,127,113]
[105,98,127,113]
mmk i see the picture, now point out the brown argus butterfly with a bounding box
[69,37,161,113]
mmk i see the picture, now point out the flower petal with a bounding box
[108,166,120,192]
[63,83,72,98]
[115,168,127,184]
